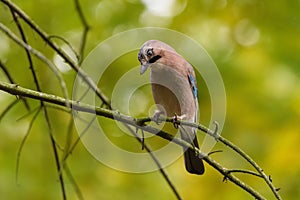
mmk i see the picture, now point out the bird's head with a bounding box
[138,40,175,75]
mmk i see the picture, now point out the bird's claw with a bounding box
[172,113,186,129]
[152,110,163,124]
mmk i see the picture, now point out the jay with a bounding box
[138,40,204,175]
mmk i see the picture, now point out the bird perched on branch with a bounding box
[138,40,204,175]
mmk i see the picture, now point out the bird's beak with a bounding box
[140,63,150,75]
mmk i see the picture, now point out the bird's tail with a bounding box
[180,128,205,175]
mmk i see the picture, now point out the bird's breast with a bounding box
[150,63,196,119]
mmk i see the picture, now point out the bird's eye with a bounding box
[146,48,154,57]
[138,51,143,61]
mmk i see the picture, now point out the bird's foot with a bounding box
[172,113,186,129]
[151,110,164,125]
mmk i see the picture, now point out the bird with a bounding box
[138,40,204,175]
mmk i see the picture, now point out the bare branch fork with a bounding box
[0,81,281,200]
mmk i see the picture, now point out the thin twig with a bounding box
[138,116,282,200]
[0,61,30,110]
[63,117,75,162]
[48,35,80,63]
[16,107,41,185]
[8,10,67,199]
[47,103,182,200]
[0,0,110,107]
[0,99,19,122]
[43,106,67,200]
[0,2,281,199]
[74,0,90,64]
[64,164,84,200]
[16,106,41,122]
[125,122,182,200]
[0,1,182,199]
[0,60,15,83]
[226,169,263,178]
[0,23,70,108]
[61,116,97,170]
[0,81,281,200]
[217,135,281,199]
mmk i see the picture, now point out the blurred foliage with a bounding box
[0,0,299,199]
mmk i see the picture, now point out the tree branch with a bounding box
[0,81,282,200]
[0,2,180,196]
[7,9,67,199]
[138,117,282,200]
[0,1,282,199]
[0,23,70,108]
[74,0,90,64]
[0,0,110,107]
[0,60,30,110]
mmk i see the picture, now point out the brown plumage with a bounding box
[138,40,204,175]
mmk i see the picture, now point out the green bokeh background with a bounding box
[0,0,299,199]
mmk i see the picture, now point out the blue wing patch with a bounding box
[188,74,198,99]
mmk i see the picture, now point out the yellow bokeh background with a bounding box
[0,0,299,199]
